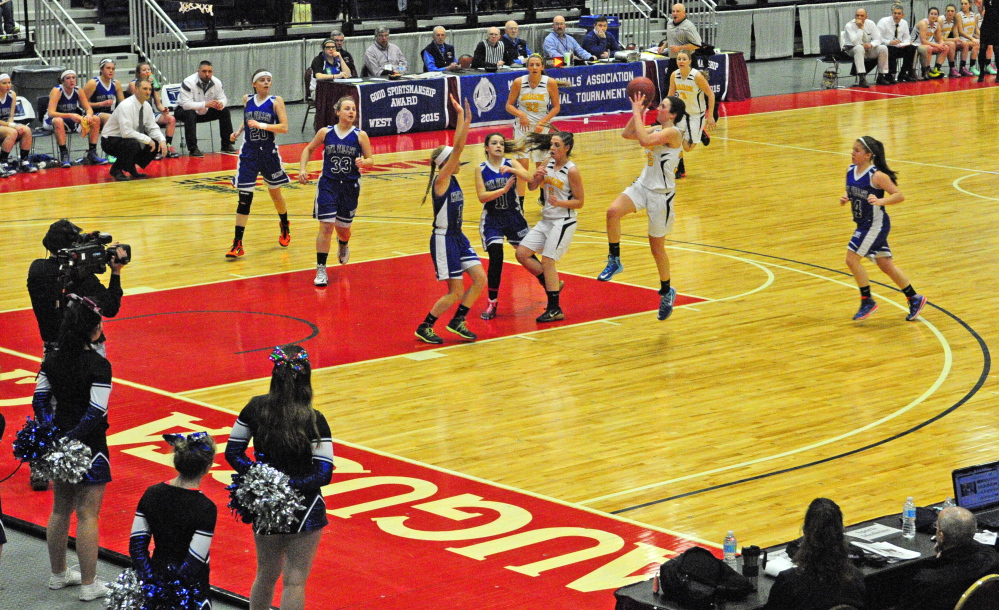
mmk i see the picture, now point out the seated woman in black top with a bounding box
[763,498,867,610]
[130,432,218,609]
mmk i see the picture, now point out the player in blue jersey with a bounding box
[841,136,926,321]
[298,96,374,287]
[415,97,486,344]
[475,132,528,320]
[0,73,37,175]
[82,59,123,128]
[225,70,291,260]
[44,70,104,167]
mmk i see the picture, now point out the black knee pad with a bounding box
[236,190,253,215]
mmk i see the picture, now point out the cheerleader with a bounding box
[666,49,714,178]
[0,73,36,175]
[415,96,486,344]
[130,432,217,609]
[298,96,374,287]
[475,133,528,320]
[33,296,113,601]
[503,130,584,323]
[44,70,104,167]
[505,53,560,204]
[597,94,693,321]
[840,136,926,321]
[225,345,334,610]
[127,63,180,158]
[226,70,291,260]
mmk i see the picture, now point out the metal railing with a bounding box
[662,0,718,47]
[590,0,654,48]
[130,0,189,84]
[32,0,92,75]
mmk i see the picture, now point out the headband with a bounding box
[60,70,77,82]
[0,73,9,83]
[253,71,273,83]
[99,58,115,68]
[66,293,102,316]
[269,345,310,372]
[434,146,454,168]
[858,137,872,152]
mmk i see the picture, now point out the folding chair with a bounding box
[164,83,218,153]
[302,67,315,132]
[954,573,999,610]
[813,34,878,89]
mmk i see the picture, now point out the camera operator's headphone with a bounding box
[42,219,82,253]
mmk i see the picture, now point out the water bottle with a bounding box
[723,531,738,568]
[942,497,956,510]
[902,497,917,539]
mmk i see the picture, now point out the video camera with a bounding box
[56,231,131,276]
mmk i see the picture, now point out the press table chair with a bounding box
[954,573,999,610]
[164,83,218,153]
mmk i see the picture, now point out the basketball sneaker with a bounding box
[481,299,498,320]
[658,286,676,320]
[988,64,998,75]
[166,146,181,158]
[0,164,14,178]
[597,255,623,281]
[852,299,878,320]
[700,129,711,146]
[48,568,82,589]
[446,318,477,341]
[971,65,981,76]
[82,150,107,165]
[60,150,71,168]
[536,307,564,323]
[20,159,38,173]
[415,323,444,344]
[314,264,328,287]
[337,241,350,265]
[928,67,943,78]
[949,66,960,77]
[906,294,927,321]
[960,67,974,77]
[279,221,291,247]
[225,239,244,259]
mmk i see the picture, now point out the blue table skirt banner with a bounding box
[356,79,450,137]
[456,62,646,128]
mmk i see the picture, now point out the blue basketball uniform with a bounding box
[478,159,529,249]
[430,175,480,281]
[0,92,12,122]
[89,77,117,111]
[44,86,83,131]
[845,164,892,259]
[233,95,290,191]
[314,125,363,225]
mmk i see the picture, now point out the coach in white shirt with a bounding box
[175,60,234,157]
[101,79,166,181]
[878,3,917,82]
[843,8,890,87]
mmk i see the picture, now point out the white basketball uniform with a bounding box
[959,12,979,40]
[623,126,682,238]
[520,158,578,261]
[673,68,707,144]
[514,75,552,162]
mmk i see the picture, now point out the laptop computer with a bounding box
[952,461,999,530]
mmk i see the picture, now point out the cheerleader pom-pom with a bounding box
[38,437,93,484]
[105,568,145,610]
[12,416,59,463]
[226,471,254,524]
[143,564,205,610]
[228,462,306,534]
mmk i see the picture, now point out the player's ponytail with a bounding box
[858,136,898,185]
[523,131,574,157]
[422,145,445,206]
[667,95,692,143]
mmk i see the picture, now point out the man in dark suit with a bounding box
[422,26,459,72]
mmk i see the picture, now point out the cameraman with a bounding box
[27,219,125,358]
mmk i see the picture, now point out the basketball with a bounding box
[626,77,657,107]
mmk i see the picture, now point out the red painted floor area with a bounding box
[0,256,703,392]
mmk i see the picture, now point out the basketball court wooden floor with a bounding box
[0,83,997,608]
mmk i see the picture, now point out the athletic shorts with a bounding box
[314,177,360,227]
[479,209,529,249]
[430,232,481,281]
[675,113,705,144]
[519,217,577,262]
[43,112,83,132]
[848,224,893,259]
[624,183,675,238]
[233,144,290,191]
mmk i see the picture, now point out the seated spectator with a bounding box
[127,62,180,158]
[582,16,621,59]
[311,38,353,93]
[175,61,235,157]
[423,26,459,72]
[329,30,358,78]
[915,7,949,78]
[502,21,531,65]
[473,27,508,69]
[843,8,891,87]
[0,73,37,175]
[878,4,918,81]
[44,70,105,167]
[762,498,866,610]
[364,27,408,76]
[543,15,592,62]
[894,507,999,610]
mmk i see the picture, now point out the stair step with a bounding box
[90,34,132,49]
